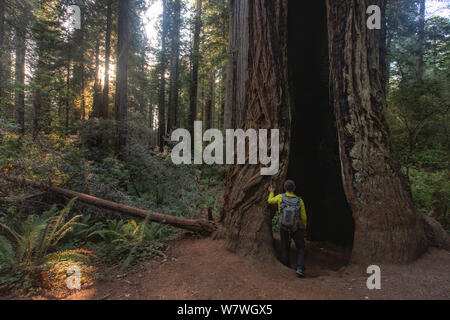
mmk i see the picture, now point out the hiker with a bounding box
[268,180,307,277]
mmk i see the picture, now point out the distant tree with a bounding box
[115,0,130,155]
[158,0,170,149]
[102,0,113,119]
[167,0,182,132]
[188,0,202,135]
[14,1,30,134]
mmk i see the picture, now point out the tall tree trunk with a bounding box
[102,0,112,119]
[158,0,169,150]
[224,0,249,129]
[416,0,425,84]
[220,0,289,259]
[0,0,5,99]
[168,0,181,132]
[65,51,71,131]
[210,71,215,128]
[81,65,85,120]
[14,25,26,134]
[219,71,226,129]
[0,0,4,51]
[92,39,102,117]
[72,10,84,123]
[188,0,202,136]
[115,0,130,155]
[220,0,448,265]
[325,0,434,264]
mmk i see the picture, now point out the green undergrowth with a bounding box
[0,129,226,294]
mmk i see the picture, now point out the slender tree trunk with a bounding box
[81,62,86,120]
[189,0,202,136]
[0,0,5,99]
[220,71,226,129]
[204,99,211,130]
[168,0,181,132]
[72,11,84,123]
[115,0,130,155]
[102,0,112,119]
[210,71,215,128]
[92,39,102,117]
[416,0,425,84]
[65,57,71,131]
[14,26,26,134]
[158,0,169,150]
[0,0,4,50]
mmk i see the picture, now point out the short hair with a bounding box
[284,179,296,192]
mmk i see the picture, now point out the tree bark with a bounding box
[0,0,5,99]
[209,72,215,128]
[102,0,113,119]
[65,51,71,131]
[1,174,216,235]
[188,0,202,136]
[92,39,103,117]
[220,0,290,259]
[224,0,249,129]
[14,24,26,134]
[0,0,4,51]
[327,0,450,264]
[115,0,130,155]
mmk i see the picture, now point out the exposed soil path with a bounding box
[7,235,450,300]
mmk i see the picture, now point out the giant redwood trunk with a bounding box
[220,0,449,265]
[220,0,290,259]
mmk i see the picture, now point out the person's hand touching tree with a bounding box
[268,185,275,193]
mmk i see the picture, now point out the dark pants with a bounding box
[280,227,305,270]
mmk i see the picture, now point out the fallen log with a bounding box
[1,174,217,235]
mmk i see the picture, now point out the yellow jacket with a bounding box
[268,191,307,229]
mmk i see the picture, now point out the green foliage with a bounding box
[0,198,81,291]
[79,119,116,161]
[89,216,170,272]
[386,8,449,230]
[409,168,449,231]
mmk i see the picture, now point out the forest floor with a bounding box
[4,233,450,300]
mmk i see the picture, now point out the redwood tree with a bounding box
[115,0,130,155]
[158,0,169,149]
[220,0,449,265]
[14,11,26,134]
[167,0,181,132]
[188,0,202,136]
[102,0,113,119]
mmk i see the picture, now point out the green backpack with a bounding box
[278,194,302,232]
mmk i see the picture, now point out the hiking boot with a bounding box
[296,267,305,278]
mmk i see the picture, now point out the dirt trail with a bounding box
[16,235,450,300]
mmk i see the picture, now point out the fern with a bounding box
[0,198,82,289]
